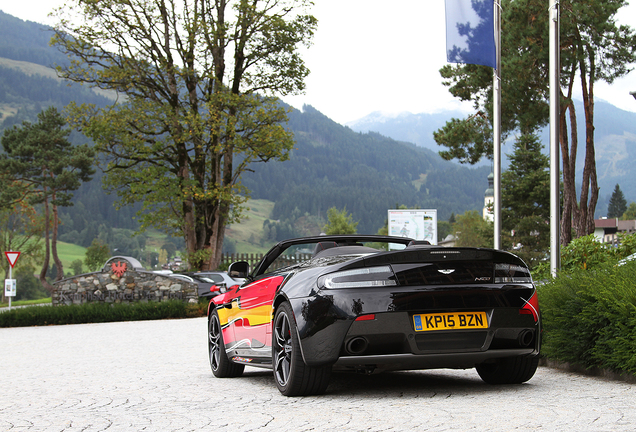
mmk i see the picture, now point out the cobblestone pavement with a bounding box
[1,317,634,431]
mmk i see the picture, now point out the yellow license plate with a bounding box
[413,312,488,332]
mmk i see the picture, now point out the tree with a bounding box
[0,107,95,291]
[84,239,111,272]
[434,0,636,245]
[52,0,317,270]
[623,202,636,221]
[70,259,84,276]
[13,264,50,301]
[501,134,550,267]
[607,184,627,219]
[0,203,44,303]
[323,207,358,235]
[452,210,492,248]
[161,242,178,261]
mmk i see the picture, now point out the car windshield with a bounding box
[262,239,400,274]
[249,236,416,279]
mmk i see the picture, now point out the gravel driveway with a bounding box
[1,317,634,431]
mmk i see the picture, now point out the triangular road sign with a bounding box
[5,251,20,268]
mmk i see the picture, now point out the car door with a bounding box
[227,274,285,352]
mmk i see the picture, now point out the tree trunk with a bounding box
[559,101,577,246]
[39,191,54,292]
[51,191,64,281]
[572,48,599,238]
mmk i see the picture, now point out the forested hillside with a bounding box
[0,11,113,128]
[243,106,490,235]
[1,11,489,251]
[349,101,636,213]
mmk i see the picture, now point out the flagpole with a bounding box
[549,0,561,276]
[493,0,502,250]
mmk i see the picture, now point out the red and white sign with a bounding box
[5,251,21,268]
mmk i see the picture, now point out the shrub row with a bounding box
[538,262,636,375]
[533,233,636,281]
[0,300,207,328]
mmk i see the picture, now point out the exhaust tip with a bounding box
[518,330,535,347]
[345,337,369,355]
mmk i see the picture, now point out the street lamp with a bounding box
[631,91,636,100]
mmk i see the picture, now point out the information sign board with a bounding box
[5,279,16,297]
[388,209,437,245]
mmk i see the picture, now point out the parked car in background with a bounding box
[617,252,636,266]
[166,273,195,283]
[187,271,244,300]
[206,235,541,396]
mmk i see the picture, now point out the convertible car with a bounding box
[207,235,541,396]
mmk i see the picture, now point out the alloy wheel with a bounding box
[209,314,222,372]
[274,309,292,386]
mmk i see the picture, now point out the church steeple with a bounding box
[483,169,494,221]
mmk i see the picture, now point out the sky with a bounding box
[3,0,636,125]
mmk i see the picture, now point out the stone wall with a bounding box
[52,270,198,306]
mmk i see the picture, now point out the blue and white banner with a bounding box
[445,0,496,68]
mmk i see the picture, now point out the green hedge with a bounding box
[533,233,636,281]
[0,300,207,328]
[538,262,636,375]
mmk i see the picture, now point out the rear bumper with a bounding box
[333,349,538,372]
[288,285,541,368]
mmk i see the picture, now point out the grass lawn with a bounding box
[225,199,275,255]
[56,241,88,270]
[0,297,51,308]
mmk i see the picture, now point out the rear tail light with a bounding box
[495,263,533,283]
[318,266,397,289]
[520,291,540,322]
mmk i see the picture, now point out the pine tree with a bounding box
[607,184,627,219]
[323,207,358,235]
[0,107,95,290]
[501,133,550,268]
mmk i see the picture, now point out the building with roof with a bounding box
[594,218,636,244]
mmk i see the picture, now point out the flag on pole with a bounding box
[445,0,496,68]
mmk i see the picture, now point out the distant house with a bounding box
[439,234,457,247]
[594,218,636,244]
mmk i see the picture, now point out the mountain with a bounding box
[242,105,490,235]
[347,98,636,215]
[12,11,614,251]
[0,11,115,128]
[346,110,467,154]
[0,11,493,243]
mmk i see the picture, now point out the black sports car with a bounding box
[207,235,541,396]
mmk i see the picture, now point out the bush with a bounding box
[538,261,636,375]
[533,233,636,281]
[13,265,50,301]
[0,300,207,327]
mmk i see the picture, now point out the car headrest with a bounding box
[407,240,432,247]
[313,241,339,256]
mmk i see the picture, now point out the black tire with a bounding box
[208,309,244,378]
[272,302,331,396]
[476,355,539,384]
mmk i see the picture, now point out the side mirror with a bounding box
[228,261,249,279]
